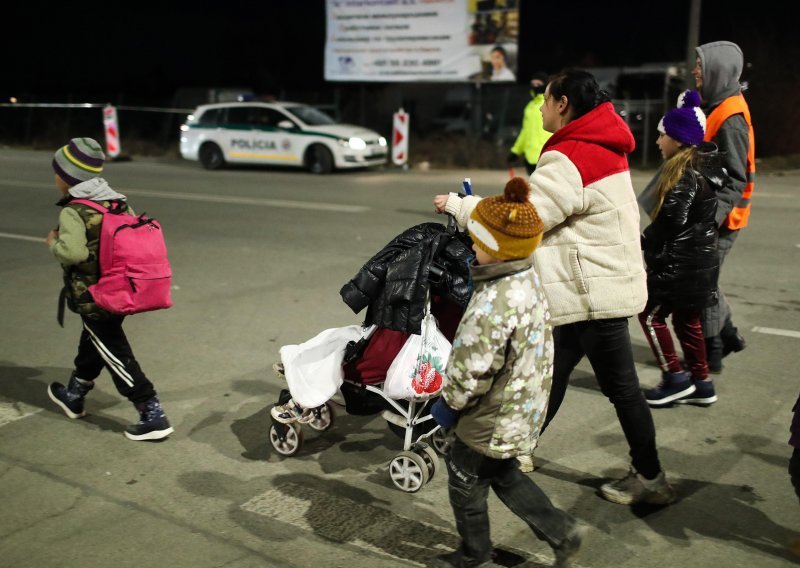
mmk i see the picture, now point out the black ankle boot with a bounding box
[720,321,746,357]
[125,396,174,441]
[47,373,94,419]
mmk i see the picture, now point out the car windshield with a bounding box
[285,105,337,126]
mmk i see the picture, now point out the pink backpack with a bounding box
[72,199,173,315]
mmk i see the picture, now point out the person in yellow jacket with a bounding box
[508,72,552,175]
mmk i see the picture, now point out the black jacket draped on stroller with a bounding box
[339,222,473,334]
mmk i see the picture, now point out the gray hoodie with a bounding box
[51,178,129,266]
[67,177,127,202]
[696,41,751,227]
[696,41,743,108]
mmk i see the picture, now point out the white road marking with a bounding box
[241,483,560,567]
[752,326,800,339]
[0,232,45,243]
[0,179,369,213]
[121,188,368,213]
[0,400,42,427]
[241,483,455,566]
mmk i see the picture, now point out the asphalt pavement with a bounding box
[0,149,798,567]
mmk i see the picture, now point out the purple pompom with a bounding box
[677,90,701,109]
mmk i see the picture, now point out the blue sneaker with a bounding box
[675,379,717,406]
[644,371,696,406]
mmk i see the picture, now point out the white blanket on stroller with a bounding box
[279,325,372,409]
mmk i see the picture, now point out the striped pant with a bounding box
[639,302,708,380]
[74,315,156,404]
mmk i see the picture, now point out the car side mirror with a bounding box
[277,120,294,129]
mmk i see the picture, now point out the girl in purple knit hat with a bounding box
[637,90,730,408]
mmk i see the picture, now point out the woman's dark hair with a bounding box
[547,69,612,119]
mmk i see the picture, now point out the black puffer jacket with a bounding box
[340,222,473,333]
[643,144,725,309]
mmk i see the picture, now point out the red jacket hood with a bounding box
[541,102,635,187]
[542,102,635,155]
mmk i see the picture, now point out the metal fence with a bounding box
[0,102,192,156]
[0,91,666,167]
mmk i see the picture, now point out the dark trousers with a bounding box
[445,437,575,564]
[639,302,708,380]
[542,318,662,479]
[791,448,800,504]
[703,227,738,338]
[75,315,156,404]
[524,160,537,176]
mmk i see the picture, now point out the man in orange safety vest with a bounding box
[693,41,755,375]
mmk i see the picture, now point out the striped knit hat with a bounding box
[52,138,105,186]
[468,177,545,261]
[657,90,706,147]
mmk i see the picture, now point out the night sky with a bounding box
[6,0,797,102]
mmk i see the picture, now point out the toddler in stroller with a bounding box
[268,218,473,492]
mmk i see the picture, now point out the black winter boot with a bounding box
[124,396,174,441]
[720,321,746,358]
[48,373,94,419]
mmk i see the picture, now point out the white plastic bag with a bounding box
[280,325,374,409]
[384,313,451,401]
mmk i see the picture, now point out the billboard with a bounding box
[325,0,519,82]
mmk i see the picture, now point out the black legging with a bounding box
[542,318,662,479]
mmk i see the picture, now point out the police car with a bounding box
[179,102,388,174]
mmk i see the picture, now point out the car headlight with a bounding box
[348,137,367,150]
[378,136,387,147]
[180,124,189,132]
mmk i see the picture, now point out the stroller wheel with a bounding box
[306,402,335,432]
[430,427,452,455]
[415,442,439,480]
[269,422,304,456]
[389,450,430,493]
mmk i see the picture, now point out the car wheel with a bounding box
[305,144,334,175]
[199,143,225,170]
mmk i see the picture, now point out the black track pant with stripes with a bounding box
[74,315,156,404]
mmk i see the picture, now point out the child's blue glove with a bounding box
[431,398,459,429]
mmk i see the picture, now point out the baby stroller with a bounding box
[268,217,473,492]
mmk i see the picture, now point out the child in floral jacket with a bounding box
[430,177,583,568]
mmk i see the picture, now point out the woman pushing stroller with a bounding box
[435,69,676,506]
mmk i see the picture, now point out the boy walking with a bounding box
[430,177,583,567]
[46,138,173,441]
